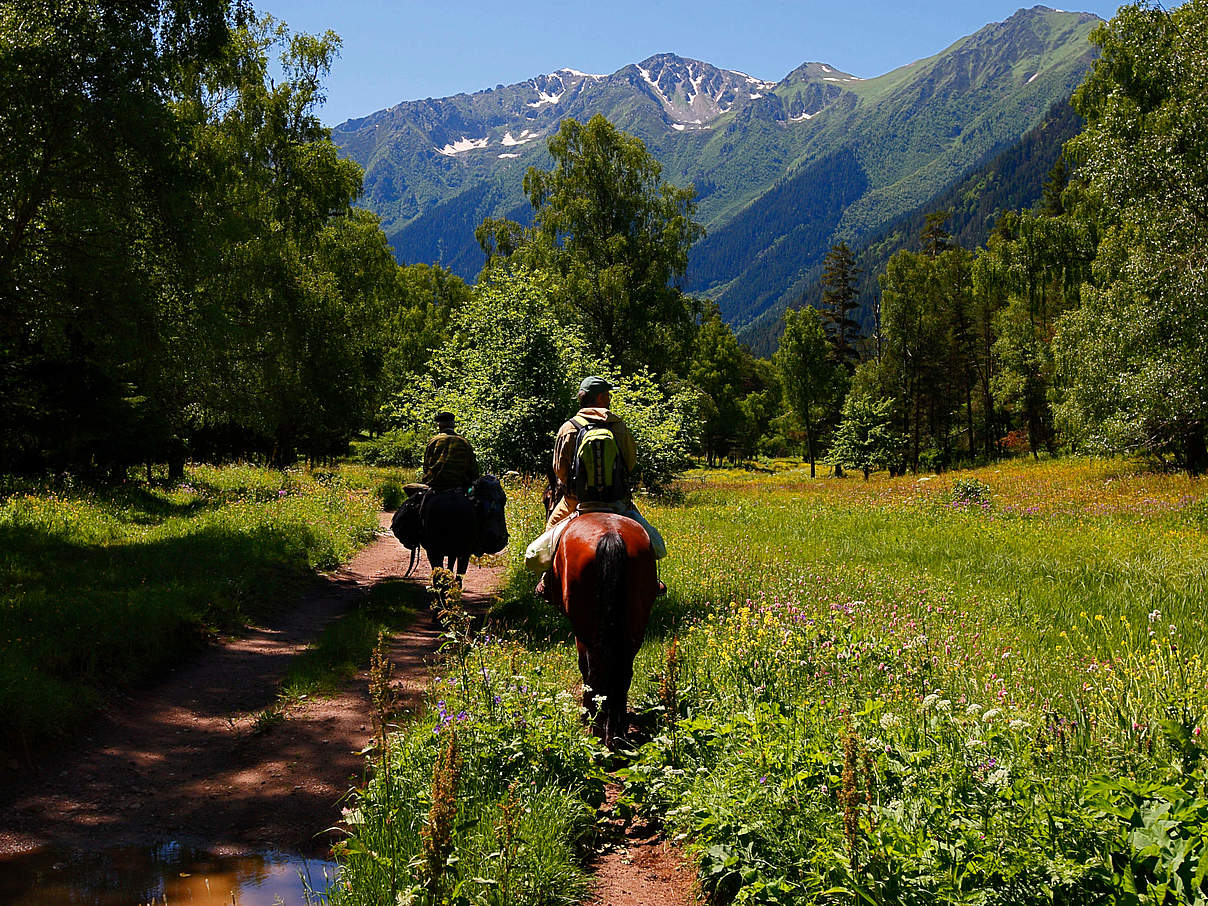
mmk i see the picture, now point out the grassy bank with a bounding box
[0,464,383,752]
[337,459,1208,905]
[625,458,1208,903]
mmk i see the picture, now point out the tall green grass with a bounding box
[613,460,1208,903]
[338,460,1208,904]
[0,465,381,751]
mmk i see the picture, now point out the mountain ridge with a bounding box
[332,6,1100,333]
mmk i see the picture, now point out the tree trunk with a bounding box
[804,412,816,479]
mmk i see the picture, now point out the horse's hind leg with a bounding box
[577,645,594,723]
[605,657,634,749]
[584,652,607,739]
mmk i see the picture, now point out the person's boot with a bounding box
[535,571,552,601]
[655,579,667,597]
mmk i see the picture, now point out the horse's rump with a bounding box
[554,512,656,748]
[555,514,655,656]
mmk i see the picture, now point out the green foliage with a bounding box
[1087,719,1208,905]
[950,476,992,506]
[775,307,842,476]
[518,114,705,374]
[830,394,905,480]
[419,266,596,474]
[332,635,605,906]
[0,0,232,472]
[690,310,753,465]
[0,464,380,749]
[1056,0,1208,473]
[376,478,405,510]
[609,368,698,493]
[354,428,428,468]
[0,3,433,473]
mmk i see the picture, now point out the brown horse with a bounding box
[544,489,657,749]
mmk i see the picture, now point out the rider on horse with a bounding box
[423,412,479,489]
[533,377,666,599]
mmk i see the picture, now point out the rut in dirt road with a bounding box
[0,512,502,858]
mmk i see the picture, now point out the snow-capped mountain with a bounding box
[333,7,1101,335]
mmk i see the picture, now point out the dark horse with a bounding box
[393,476,508,582]
[543,485,657,749]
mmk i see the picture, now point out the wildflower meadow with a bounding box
[339,457,1208,905]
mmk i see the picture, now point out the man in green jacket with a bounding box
[422,412,479,489]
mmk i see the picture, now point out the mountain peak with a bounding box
[625,53,776,126]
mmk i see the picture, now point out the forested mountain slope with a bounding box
[740,97,1085,354]
[333,6,1099,330]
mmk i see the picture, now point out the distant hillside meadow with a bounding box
[332,6,1100,334]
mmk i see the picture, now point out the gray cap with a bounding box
[578,376,613,397]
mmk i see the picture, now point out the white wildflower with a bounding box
[937,699,952,713]
[1008,719,1030,731]
[923,692,941,710]
[982,708,1002,722]
[966,703,983,717]
[987,767,1010,788]
[880,712,902,731]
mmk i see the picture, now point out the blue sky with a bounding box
[260,1,1124,126]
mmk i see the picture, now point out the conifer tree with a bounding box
[819,241,861,371]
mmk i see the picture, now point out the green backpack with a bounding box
[570,416,628,502]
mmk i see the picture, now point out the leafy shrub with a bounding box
[333,628,604,906]
[355,428,427,468]
[376,478,405,510]
[1087,719,1208,905]
[951,476,992,506]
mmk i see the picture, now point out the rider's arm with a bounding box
[552,422,574,489]
[466,441,480,482]
[616,421,638,479]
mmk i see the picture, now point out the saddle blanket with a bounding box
[524,503,667,575]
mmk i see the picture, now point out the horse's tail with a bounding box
[596,530,628,744]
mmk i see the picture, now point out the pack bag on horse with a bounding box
[390,412,508,583]
[524,376,667,748]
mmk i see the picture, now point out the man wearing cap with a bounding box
[422,412,480,490]
[545,377,636,529]
[530,376,666,598]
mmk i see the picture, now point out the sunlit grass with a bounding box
[0,465,383,750]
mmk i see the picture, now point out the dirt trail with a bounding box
[583,785,699,906]
[0,511,699,905]
[0,512,500,858]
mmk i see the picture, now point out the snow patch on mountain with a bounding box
[527,89,562,108]
[437,136,489,156]
[500,130,535,146]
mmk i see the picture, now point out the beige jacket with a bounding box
[547,407,637,528]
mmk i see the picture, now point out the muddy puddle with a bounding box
[0,841,338,905]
